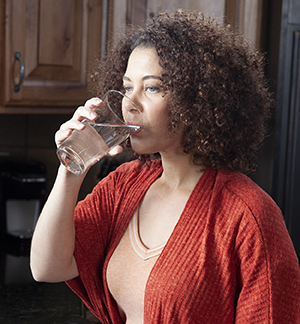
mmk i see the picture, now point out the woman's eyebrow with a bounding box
[142,75,161,81]
[123,75,161,81]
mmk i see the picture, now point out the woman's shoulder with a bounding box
[213,170,289,243]
[210,169,282,225]
[217,170,276,208]
[211,170,295,256]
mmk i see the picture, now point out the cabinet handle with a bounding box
[14,51,25,93]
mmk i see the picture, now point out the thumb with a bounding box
[108,145,123,156]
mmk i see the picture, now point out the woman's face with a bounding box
[123,46,183,156]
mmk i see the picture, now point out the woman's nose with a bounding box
[122,94,143,126]
[123,94,142,113]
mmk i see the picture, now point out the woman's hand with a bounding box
[55,98,101,148]
[55,98,123,156]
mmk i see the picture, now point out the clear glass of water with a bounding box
[56,90,143,175]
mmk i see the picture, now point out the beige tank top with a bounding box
[106,209,165,323]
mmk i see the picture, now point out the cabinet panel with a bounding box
[4,0,103,108]
[39,0,77,67]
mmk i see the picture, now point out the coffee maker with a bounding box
[0,160,46,284]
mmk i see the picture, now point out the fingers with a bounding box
[72,97,102,122]
[55,98,102,147]
[55,120,84,147]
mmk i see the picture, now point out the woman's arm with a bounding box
[30,166,83,282]
[30,97,123,283]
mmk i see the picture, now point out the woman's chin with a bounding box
[131,145,155,156]
[129,138,159,156]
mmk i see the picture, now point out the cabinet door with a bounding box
[4,0,103,108]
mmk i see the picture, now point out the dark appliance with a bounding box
[0,160,46,284]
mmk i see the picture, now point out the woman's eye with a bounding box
[146,86,159,93]
[123,86,133,93]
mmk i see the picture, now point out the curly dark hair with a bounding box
[89,9,272,174]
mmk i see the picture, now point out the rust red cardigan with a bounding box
[66,159,300,323]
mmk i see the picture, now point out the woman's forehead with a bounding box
[125,47,162,78]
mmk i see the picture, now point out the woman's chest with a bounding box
[138,184,192,249]
[106,212,163,323]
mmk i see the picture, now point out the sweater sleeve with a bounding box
[234,192,300,323]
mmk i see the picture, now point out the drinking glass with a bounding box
[56,90,142,175]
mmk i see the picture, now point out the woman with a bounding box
[30,10,300,323]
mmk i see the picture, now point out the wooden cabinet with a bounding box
[0,0,262,114]
[1,0,108,113]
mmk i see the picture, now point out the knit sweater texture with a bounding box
[66,159,300,323]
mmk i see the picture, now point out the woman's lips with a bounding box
[128,122,142,135]
[132,126,142,135]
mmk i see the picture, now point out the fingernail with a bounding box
[90,112,98,119]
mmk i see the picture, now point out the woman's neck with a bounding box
[159,151,204,192]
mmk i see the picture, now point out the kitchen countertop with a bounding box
[0,281,95,323]
[0,231,100,323]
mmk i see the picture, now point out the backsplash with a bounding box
[0,114,102,201]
